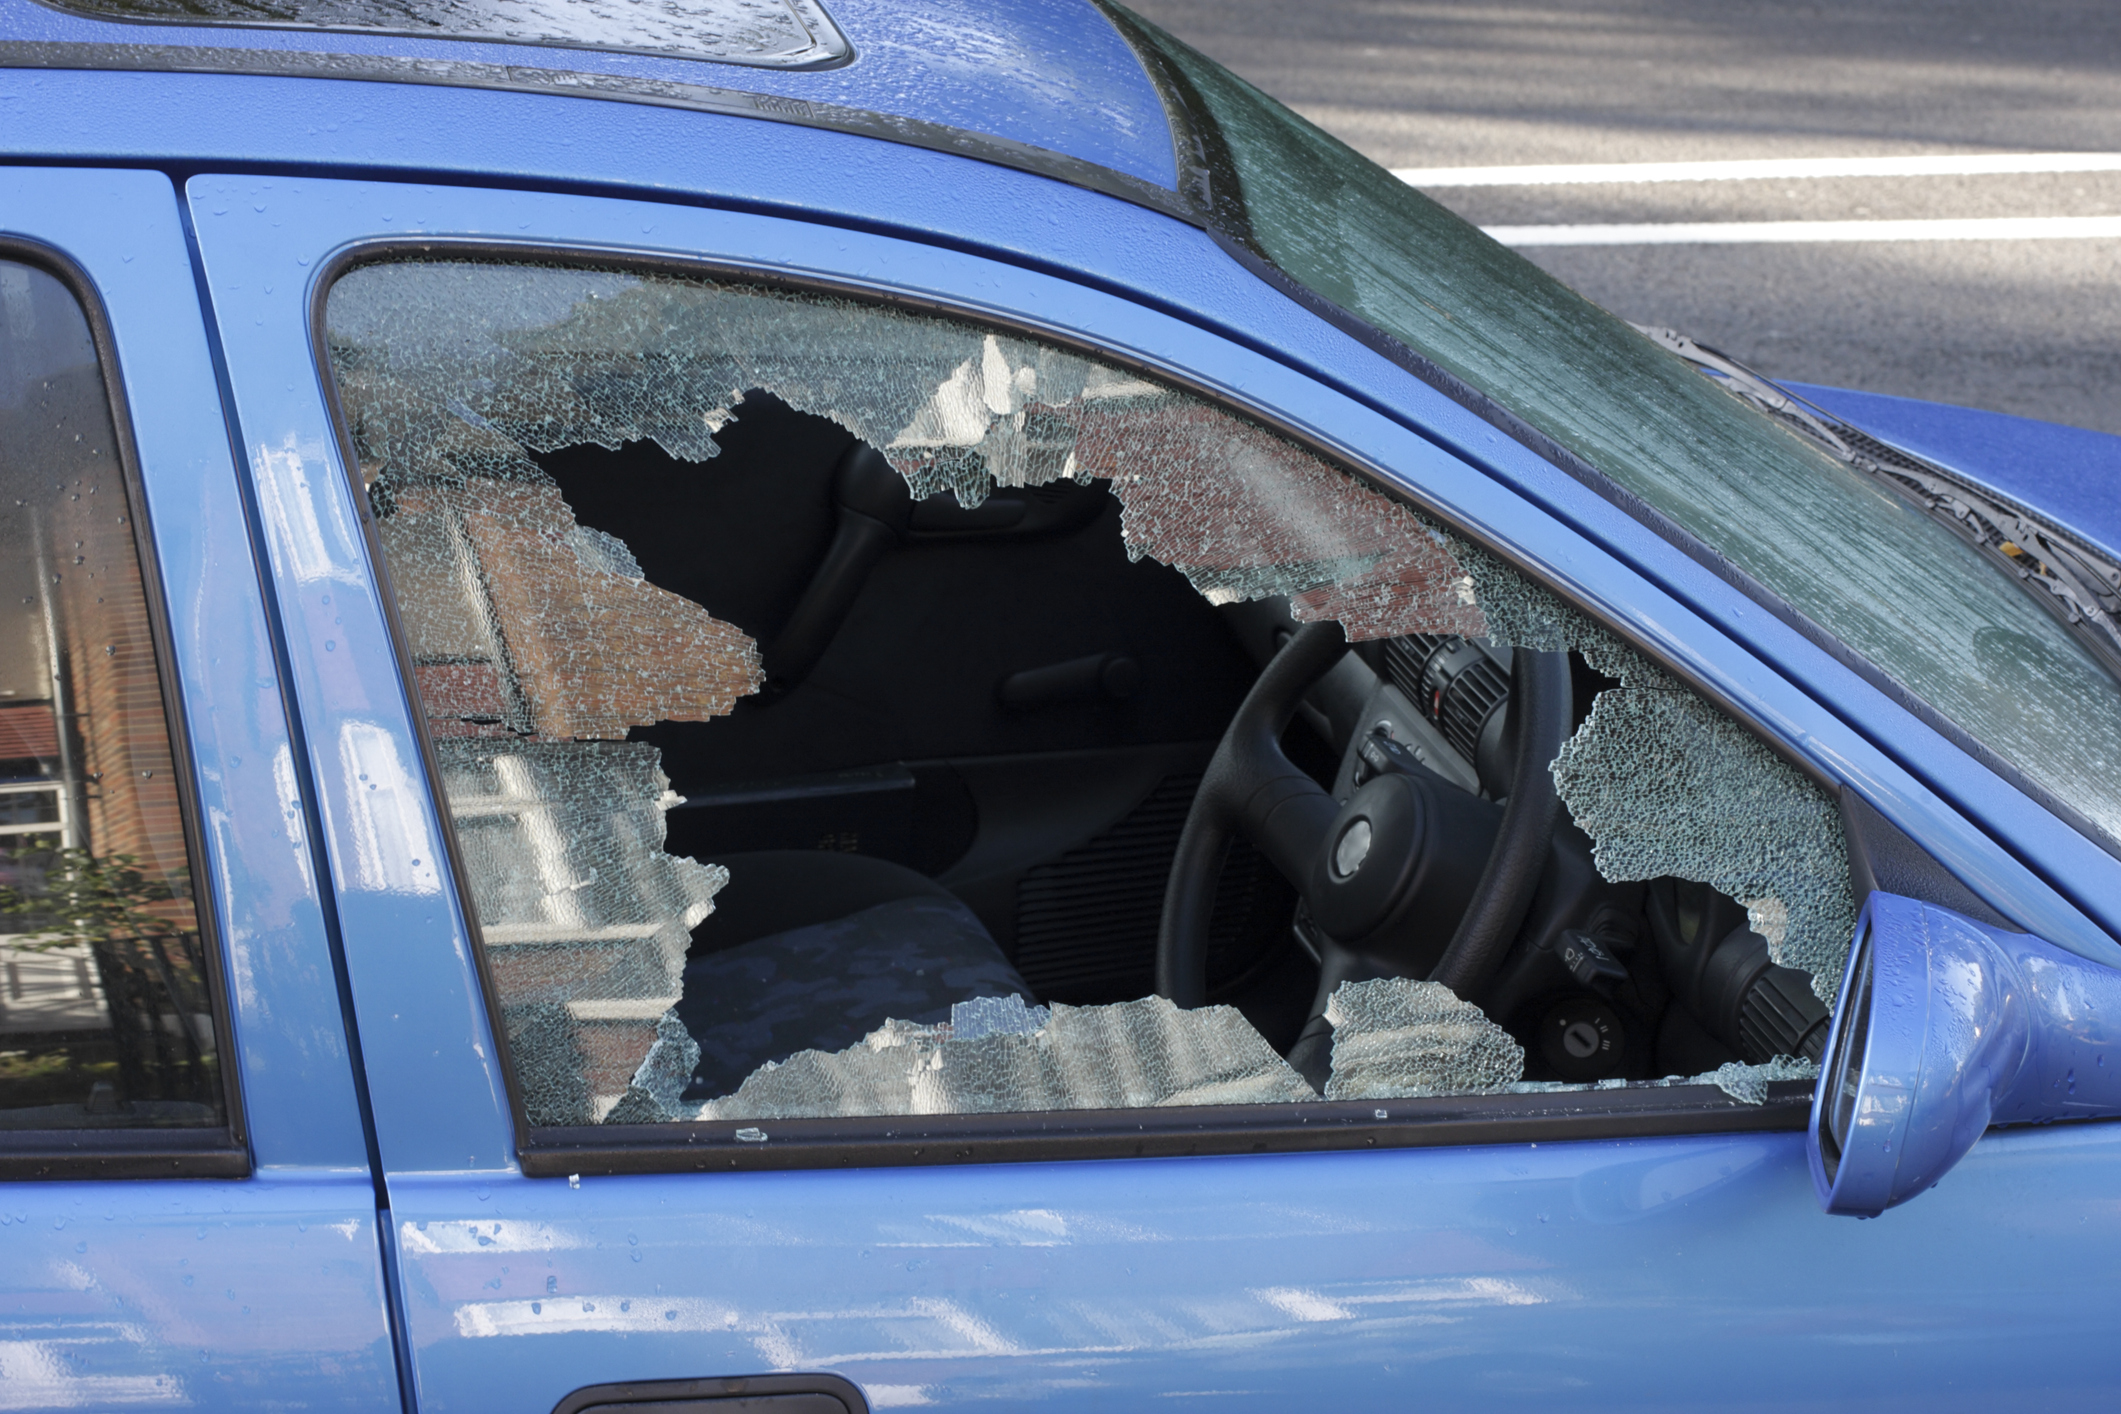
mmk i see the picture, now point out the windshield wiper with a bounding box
[1638,325,2121,677]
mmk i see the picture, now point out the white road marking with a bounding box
[1483,216,2121,246]
[1395,152,2121,186]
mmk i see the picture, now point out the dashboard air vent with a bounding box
[1437,654,1509,763]
[1380,634,1452,711]
[1380,634,1511,768]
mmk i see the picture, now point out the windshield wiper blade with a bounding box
[1638,325,2121,672]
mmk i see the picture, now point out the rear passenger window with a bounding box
[0,257,223,1133]
[327,258,1850,1156]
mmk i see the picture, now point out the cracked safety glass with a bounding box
[329,260,1849,1132]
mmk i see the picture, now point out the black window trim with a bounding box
[0,236,250,1181]
[530,1085,1813,1178]
[310,236,1860,1174]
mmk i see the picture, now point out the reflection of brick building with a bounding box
[0,705,64,867]
[0,694,86,1044]
[0,324,193,901]
[377,479,758,1123]
[53,473,193,895]
[437,739,723,1123]
[0,706,57,761]
[0,260,204,1091]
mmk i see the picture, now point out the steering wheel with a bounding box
[1156,621,1572,1081]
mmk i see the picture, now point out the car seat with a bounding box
[675,850,1034,1101]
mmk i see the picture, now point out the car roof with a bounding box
[1,0,1182,190]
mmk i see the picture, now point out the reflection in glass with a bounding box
[0,259,220,1129]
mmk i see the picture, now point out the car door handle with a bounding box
[997,651,1142,710]
[554,1375,869,1414]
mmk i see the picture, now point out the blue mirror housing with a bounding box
[1811,890,2121,1215]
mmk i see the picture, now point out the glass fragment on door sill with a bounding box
[1322,977,1524,1100]
[695,993,1315,1120]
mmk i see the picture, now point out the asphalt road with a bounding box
[1125,0,2121,435]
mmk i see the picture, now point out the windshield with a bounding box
[1110,6,2121,852]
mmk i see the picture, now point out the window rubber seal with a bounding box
[0,236,250,1182]
[525,1083,1813,1178]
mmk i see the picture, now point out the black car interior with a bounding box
[541,391,1844,1091]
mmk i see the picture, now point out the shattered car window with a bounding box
[326,260,1839,1129]
[1463,556,1858,998]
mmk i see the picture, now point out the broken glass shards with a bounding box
[877,332,1488,642]
[1683,1055,1819,1105]
[378,478,760,742]
[604,1008,705,1123]
[326,262,1484,647]
[1550,655,1857,1003]
[949,992,1051,1040]
[1508,1055,1817,1104]
[1083,405,1483,643]
[1447,534,1860,1005]
[698,994,1314,1120]
[440,739,724,1124]
[1321,978,1525,1100]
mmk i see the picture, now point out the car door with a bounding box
[0,170,402,1410]
[193,166,2121,1414]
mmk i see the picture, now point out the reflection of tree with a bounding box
[0,844,183,947]
[0,844,214,1108]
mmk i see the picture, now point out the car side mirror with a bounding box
[1811,890,2121,1216]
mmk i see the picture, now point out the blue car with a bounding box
[6,0,2121,1408]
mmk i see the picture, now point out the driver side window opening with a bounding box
[326,258,1853,1139]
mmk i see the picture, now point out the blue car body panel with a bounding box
[181,165,2121,1411]
[380,1125,2121,1412]
[2,1171,400,1411]
[0,167,400,1410]
[0,0,1180,190]
[5,14,2121,1406]
[1786,381,2121,564]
